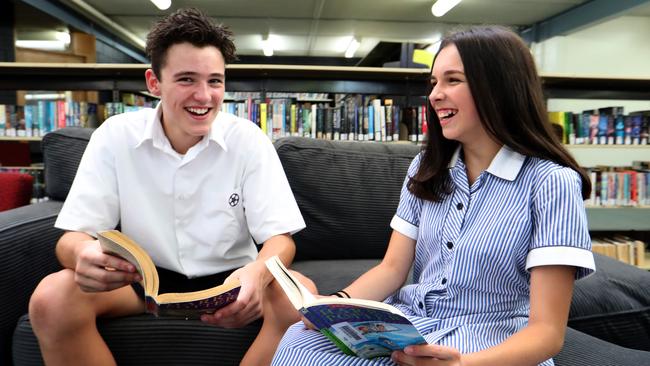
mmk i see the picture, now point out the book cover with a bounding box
[265,256,427,359]
[97,230,241,318]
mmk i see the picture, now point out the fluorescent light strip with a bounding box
[15,40,67,51]
[150,0,171,10]
[431,0,462,17]
[262,37,274,57]
[345,38,360,58]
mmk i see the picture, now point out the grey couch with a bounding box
[1,127,649,365]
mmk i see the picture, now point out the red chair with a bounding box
[0,172,34,212]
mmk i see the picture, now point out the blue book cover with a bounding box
[266,256,427,359]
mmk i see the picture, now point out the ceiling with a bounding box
[13,0,650,63]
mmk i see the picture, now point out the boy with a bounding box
[29,8,306,365]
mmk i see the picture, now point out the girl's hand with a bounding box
[391,344,462,366]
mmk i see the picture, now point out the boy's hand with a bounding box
[201,261,265,328]
[74,239,141,292]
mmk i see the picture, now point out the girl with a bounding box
[269,25,595,366]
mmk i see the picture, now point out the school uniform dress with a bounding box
[56,102,305,277]
[272,146,595,366]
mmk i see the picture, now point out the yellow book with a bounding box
[97,230,240,318]
[260,102,268,135]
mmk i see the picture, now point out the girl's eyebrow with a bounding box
[430,69,465,81]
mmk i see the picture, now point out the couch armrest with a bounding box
[0,201,64,365]
[569,253,650,351]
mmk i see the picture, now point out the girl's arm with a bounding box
[339,230,416,302]
[393,264,576,366]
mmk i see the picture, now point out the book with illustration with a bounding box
[265,255,426,359]
[97,230,241,318]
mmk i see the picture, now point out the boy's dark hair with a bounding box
[145,8,237,78]
[409,25,591,201]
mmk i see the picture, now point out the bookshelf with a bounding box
[1,63,650,231]
[0,136,42,142]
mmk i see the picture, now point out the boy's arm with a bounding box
[202,233,296,328]
[56,231,140,292]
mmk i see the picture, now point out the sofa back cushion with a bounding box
[274,137,421,261]
[42,127,94,201]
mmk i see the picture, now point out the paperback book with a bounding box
[265,255,427,359]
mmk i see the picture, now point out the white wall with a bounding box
[532,16,650,77]
[533,16,650,113]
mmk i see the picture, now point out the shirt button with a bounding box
[418,301,424,309]
[446,241,453,249]
[441,278,447,285]
[456,202,463,210]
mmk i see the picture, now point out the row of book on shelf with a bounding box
[591,236,646,268]
[585,161,650,207]
[0,92,156,138]
[549,107,650,145]
[222,94,428,142]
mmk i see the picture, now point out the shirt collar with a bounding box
[208,112,228,152]
[448,145,526,181]
[135,103,228,152]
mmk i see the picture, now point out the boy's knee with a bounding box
[29,270,85,332]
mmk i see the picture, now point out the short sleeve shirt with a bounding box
[55,103,305,277]
[387,145,595,358]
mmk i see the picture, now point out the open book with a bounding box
[97,230,241,318]
[265,256,427,359]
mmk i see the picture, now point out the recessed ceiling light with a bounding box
[431,0,462,17]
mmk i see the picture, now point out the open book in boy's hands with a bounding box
[97,230,241,318]
[265,255,427,359]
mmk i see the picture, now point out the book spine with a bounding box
[319,328,356,356]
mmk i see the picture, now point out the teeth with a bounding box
[187,107,209,115]
[437,109,457,119]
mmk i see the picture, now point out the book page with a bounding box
[265,255,316,310]
[97,230,159,296]
[155,279,241,304]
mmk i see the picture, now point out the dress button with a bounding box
[441,278,447,285]
[456,202,463,210]
[418,301,424,309]
[446,241,453,249]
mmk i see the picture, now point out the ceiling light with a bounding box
[345,38,360,58]
[55,31,71,45]
[262,36,274,57]
[431,0,462,17]
[15,40,68,51]
[150,0,171,10]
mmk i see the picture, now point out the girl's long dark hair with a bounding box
[408,25,591,201]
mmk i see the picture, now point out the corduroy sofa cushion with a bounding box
[13,314,261,366]
[42,127,93,201]
[569,253,650,351]
[275,137,421,261]
[0,201,63,365]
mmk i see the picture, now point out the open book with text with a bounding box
[97,230,241,318]
[265,255,427,359]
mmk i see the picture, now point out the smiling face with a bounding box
[429,44,489,146]
[145,42,226,153]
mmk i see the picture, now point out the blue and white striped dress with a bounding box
[272,146,596,366]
